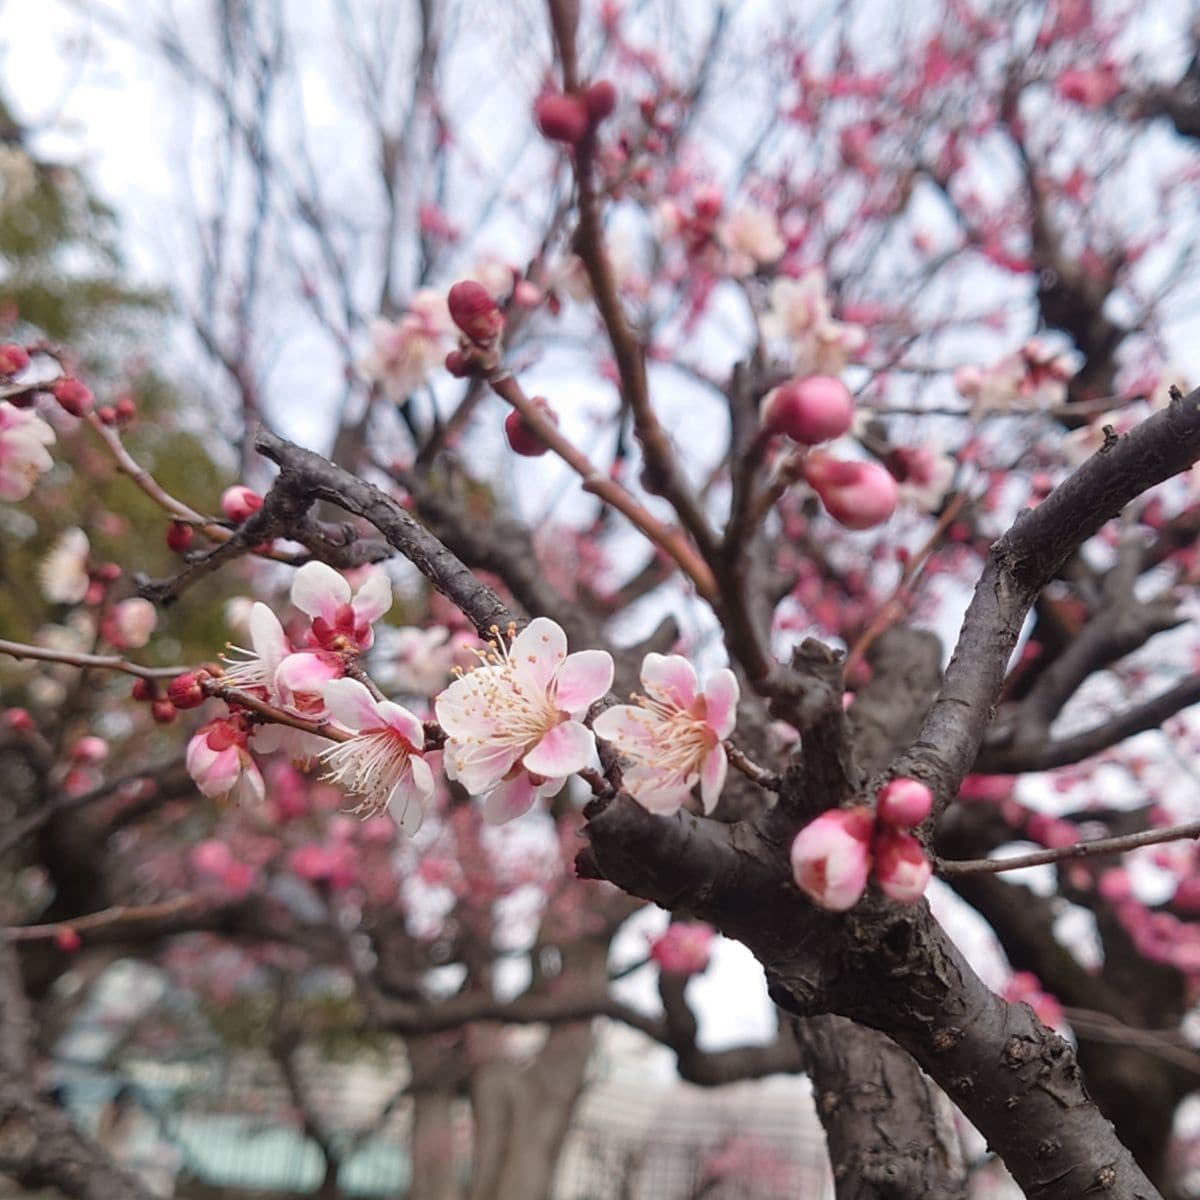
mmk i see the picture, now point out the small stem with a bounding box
[5,894,207,941]
[0,638,183,680]
[724,741,781,791]
[937,818,1200,876]
[204,680,353,744]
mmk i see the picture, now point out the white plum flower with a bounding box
[593,653,739,815]
[760,271,866,377]
[434,617,614,825]
[360,290,452,404]
[0,402,55,501]
[39,528,90,604]
[319,677,435,834]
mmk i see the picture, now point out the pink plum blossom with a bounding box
[319,676,435,834]
[803,454,898,530]
[649,921,715,975]
[101,597,157,649]
[0,403,55,500]
[186,718,265,806]
[761,376,855,445]
[434,618,614,825]
[955,340,1075,415]
[592,653,739,815]
[717,203,785,274]
[290,561,392,652]
[872,829,932,904]
[790,807,873,911]
[360,290,452,403]
[876,777,933,828]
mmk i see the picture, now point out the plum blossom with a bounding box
[360,290,452,403]
[39,528,90,604]
[760,270,866,376]
[592,653,739,815]
[717,202,785,274]
[290,561,392,653]
[0,403,55,500]
[319,677,434,834]
[435,618,614,825]
[649,922,715,975]
[790,807,873,911]
[186,717,265,806]
[954,339,1075,415]
[100,597,157,649]
[872,829,933,903]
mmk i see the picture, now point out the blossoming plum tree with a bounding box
[10,1,1200,1197]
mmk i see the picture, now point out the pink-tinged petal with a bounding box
[389,761,431,836]
[790,809,872,912]
[435,676,502,738]
[409,752,437,803]
[322,677,383,731]
[624,767,694,815]
[699,743,728,814]
[592,704,660,749]
[483,772,539,825]
[510,617,568,692]
[377,699,425,749]
[277,652,343,698]
[873,830,932,904]
[351,568,393,624]
[199,747,242,798]
[702,669,740,739]
[249,603,289,675]
[448,742,522,795]
[522,719,594,778]
[554,649,614,713]
[641,653,698,710]
[291,561,350,622]
[236,758,266,806]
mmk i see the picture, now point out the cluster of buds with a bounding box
[534,79,617,146]
[789,777,934,911]
[95,393,136,427]
[444,281,506,378]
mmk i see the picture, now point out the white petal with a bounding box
[322,677,382,731]
[510,617,568,692]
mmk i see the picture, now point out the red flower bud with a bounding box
[534,91,590,144]
[51,377,93,417]
[168,672,208,710]
[583,80,618,123]
[3,707,35,733]
[97,405,118,425]
[447,281,504,344]
[151,699,177,725]
[54,927,82,953]
[131,678,157,703]
[445,348,472,377]
[0,344,29,376]
[504,397,559,457]
[114,395,137,423]
[166,521,194,553]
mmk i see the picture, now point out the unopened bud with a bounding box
[534,91,590,144]
[168,672,208,710]
[151,699,177,725]
[504,397,559,457]
[221,485,264,523]
[0,344,29,376]
[166,521,194,553]
[447,281,504,344]
[51,378,93,417]
[583,80,618,123]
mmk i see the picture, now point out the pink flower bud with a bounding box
[221,485,263,523]
[649,922,714,975]
[872,829,932,904]
[504,397,559,457]
[71,735,109,764]
[0,344,29,376]
[876,778,933,828]
[54,927,82,953]
[762,377,855,445]
[191,839,234,877]
[534,91,590,144]
[51,378,93,417]
[803,453,898,530]
[3,708,34,733]
[790,807,873,912]
[166,521,194,553]
[448,280,505,344]
[583,80,618,122]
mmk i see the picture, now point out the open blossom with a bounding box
[760,271,866,377]
[319,677,434,834]
[717,202,785,275]
[360,290,452,403]
[592,653,739,815]
[39,528,90,604]
[790,808,874,911]
[649,921,715,975]
[186,718,265,806]
[0,403,55,500]
[291,561,392,652]
[100,596,157,649]
[434,618,614,826]
[955,339,1075,415]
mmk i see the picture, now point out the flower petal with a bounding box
[277,651,343,698]
[351,568,393,624]
[699,743,728,814]
[291,561,350,622]
[448,742,522,795]
[378,699,425,749]
[624,766,694,815]
[249,603,289,675]
[554,649,614,713]
[592,705,660,751]
[641,653,698,710]
[522,720,594,778]
[322,677,382,731]
[389,759,431,836]
[510,617,568,692]
[703,669,740,739]
[483,772,539,825]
